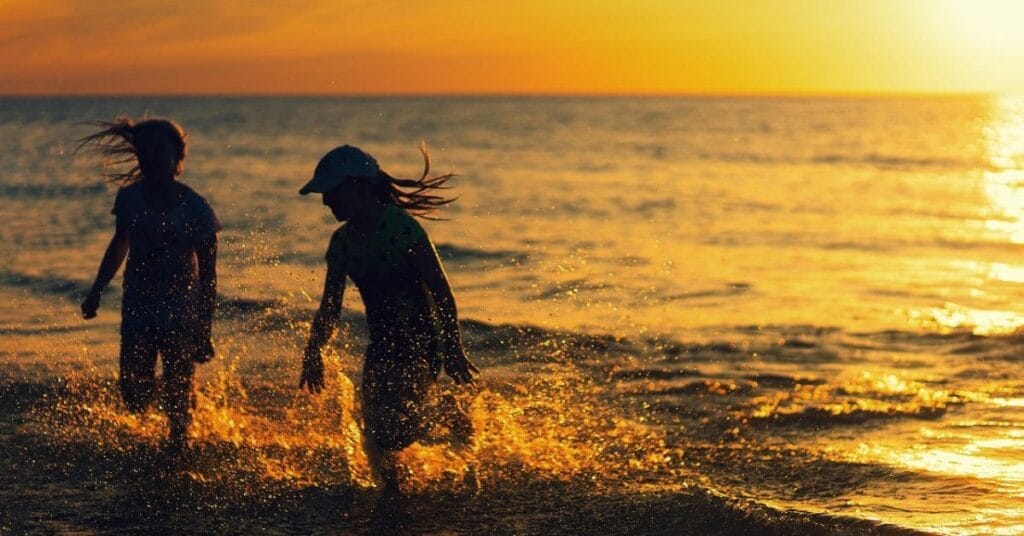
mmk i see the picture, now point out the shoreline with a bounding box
[1,375,929,535]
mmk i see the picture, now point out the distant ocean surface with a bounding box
[3,96,1024,534]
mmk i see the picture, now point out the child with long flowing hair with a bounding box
[78,117,221,454]
[299,144,478,495]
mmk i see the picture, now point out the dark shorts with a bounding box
[121,302,202,361]
[118,325,195,418]
[361,342,441,451]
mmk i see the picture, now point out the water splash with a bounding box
[27,350,682,497]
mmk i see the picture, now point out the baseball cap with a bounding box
[299,145,381,195]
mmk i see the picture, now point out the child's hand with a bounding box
[81,290,101,319]
[443,346,479,385]
[193,336,215,363]
[299,347,324,393]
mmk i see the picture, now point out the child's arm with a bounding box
[81,228,129,319]
[300,266,346,393]
[410,237,479,385]
[193,234,218,361]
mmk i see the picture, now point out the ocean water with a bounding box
[2,95,1024,534]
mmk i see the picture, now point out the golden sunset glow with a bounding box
[4,0,1024,94]
[9,1,1024,533]
[942,0,1024,55]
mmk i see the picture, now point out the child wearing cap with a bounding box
[299,144,479,495]
[78,117,220,455]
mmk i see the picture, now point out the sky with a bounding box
[3,0,1024,95]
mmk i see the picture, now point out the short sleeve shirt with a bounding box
[113,182,221,329]
[325,205,442,356]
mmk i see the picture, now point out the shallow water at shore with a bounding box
[0,308,940,535]
[5,286,1024,533]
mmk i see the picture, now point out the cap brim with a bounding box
[299,173,374,195]
[299,175,330,195]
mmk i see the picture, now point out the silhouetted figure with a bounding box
[299,145,478,495]
[78,118,220,455]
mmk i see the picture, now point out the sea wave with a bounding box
[436,244,529,264]
[0,269,96,300]
[0,182,107,199]
[254,243,529,268]
[812,152,986,171]
[700,149,987,172]
[6,265,1024,368]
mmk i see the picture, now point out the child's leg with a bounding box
[160,344,196,445]
[363,431,401,492]
[119,332,159,413]
[361,353,427,491]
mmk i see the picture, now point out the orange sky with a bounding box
[3,0,1024,95]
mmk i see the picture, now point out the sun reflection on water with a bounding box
[854,435,1024,487]
[989,397,1024,408]
[847,436,1024,534]
[903,97,1024,334]
[908,302,1024,335]
[954,260,1024,284]
[982,95,1024,242]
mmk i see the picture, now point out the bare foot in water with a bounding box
[372,482,410,532]
[462,462,480,498]
[160,432,191,463]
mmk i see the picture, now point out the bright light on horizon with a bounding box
[943,0,1024,53]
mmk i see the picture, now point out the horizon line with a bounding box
[0,90,1008,100]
